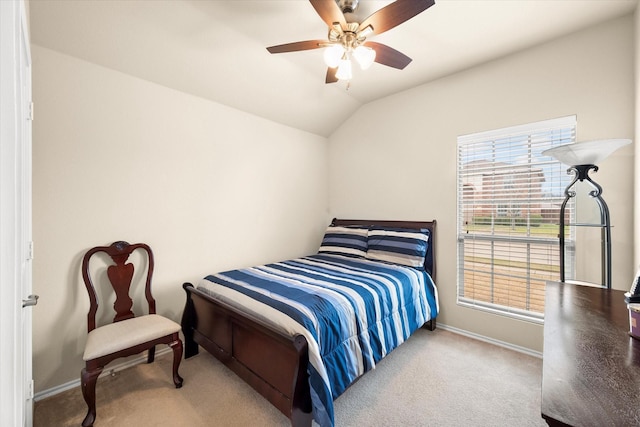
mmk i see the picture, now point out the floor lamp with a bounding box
[542,139,631,289]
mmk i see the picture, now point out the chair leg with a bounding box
[147,345,156,363]
[170,339,184,388]
[81,366,102,427]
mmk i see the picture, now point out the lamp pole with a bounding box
[558,164,611,289]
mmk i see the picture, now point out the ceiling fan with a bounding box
[266,0,436,84]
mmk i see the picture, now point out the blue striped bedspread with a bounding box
[196,253,439,427]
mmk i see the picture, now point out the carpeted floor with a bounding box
[34,329,547,426]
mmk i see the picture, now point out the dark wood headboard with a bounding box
[330,218,437,281]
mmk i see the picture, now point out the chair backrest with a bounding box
[81,241,156,333]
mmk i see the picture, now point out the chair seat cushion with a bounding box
[83,314,181,361]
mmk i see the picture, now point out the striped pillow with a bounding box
[318,226,368,258]
[366,227,430,268]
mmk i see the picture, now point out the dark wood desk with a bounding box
[542,281,640,426]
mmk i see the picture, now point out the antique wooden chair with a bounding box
[80,241,183,427]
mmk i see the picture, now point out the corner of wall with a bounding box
[634,2,640,269]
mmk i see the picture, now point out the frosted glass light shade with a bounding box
[542,139,631,166]
[353,46,376,70]
[323,44,345,68]
[335,58,352,80]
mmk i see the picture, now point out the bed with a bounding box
[181,219,438,427]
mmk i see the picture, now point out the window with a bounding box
[457,116,576,322]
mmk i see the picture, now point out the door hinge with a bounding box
[28,102,34,121]
[27,379,34,400]
[28,241,34,261]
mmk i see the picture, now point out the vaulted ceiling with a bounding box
[29,0,637,137]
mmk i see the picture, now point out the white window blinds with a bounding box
[456,116,576,321]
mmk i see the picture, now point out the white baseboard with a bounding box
[34,347,172,402]
[437,323,543,359]
[36,324,541,402]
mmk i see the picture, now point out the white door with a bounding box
[19,2,35,424]
[0,0,34,426]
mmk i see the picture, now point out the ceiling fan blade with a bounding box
[309,0,347,30]
[325,67,338,84]
[266,40,326,54]
[358,0,435,35]
[364,41,412,70]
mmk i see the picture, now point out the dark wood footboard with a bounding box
[181,283,313,426]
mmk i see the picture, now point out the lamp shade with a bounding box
[335,58,352,80]
[542,139,631,166]
[323,44,345,68]
[353,46,376,70]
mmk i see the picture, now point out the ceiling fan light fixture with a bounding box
[353,45,376,70]
[323,44,345,68]
[266,0,435,84]
[335,57,353,81]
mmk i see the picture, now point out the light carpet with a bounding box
[34,329,546,426]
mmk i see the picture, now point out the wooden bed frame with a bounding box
[181,219,437,426]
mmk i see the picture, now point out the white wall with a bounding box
[635,3,640,270]
[31,46,329,392]
[329,15,635,352]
